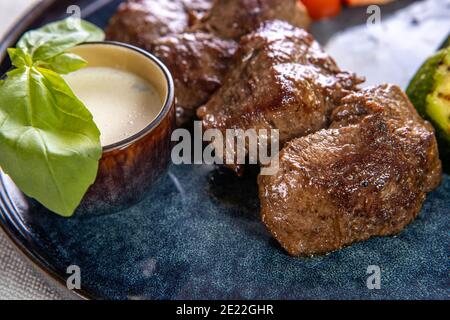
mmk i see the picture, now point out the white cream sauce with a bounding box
[65,67,162,146]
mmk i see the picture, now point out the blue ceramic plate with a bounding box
[0,0,449,300]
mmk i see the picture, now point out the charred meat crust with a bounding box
[151,32,238,112]
[200,0,310,39]
[106,0,212,48]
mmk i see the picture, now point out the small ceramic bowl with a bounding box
[70,42,175,216]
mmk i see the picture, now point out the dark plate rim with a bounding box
[0,0,96,300]
[0,0,54,62]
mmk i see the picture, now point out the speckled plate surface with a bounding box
[0,0,449,300]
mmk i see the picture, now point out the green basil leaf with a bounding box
[17,18,104,62]
[7,48,31,68]
[37,52,87,74]
[0,66,102,216]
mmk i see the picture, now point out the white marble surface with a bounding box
[325,0,450,89]
[0,0,61,300]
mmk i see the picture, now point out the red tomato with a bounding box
[300,0,342,20]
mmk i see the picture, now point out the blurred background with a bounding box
[0,0,38,38]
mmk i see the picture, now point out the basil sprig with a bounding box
[0,18,105,216]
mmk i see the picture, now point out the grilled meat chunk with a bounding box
[107,1,310,125]
[106,0,212,48]
[258,84,442,256]
[197,20,363,169]
[151,32,238,124]
[202,0,310,39]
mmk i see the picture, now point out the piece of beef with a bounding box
[151,32,238,124]
[258,84,442,256]
[201,0,310,39]
[197,20,363,170]
[106,0,212,49]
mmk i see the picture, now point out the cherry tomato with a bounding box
[300,0,342,20]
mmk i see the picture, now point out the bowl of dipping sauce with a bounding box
[64,41,175,216]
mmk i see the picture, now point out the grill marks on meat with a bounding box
[152,32,238,123]
[330,84,425,128]
[106,0,211,48]
[107,0,310,126]
[201,0,310,39]
[258,85,442,256]
[197,21,363,171]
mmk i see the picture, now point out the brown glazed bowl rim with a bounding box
[77,41,175,154]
